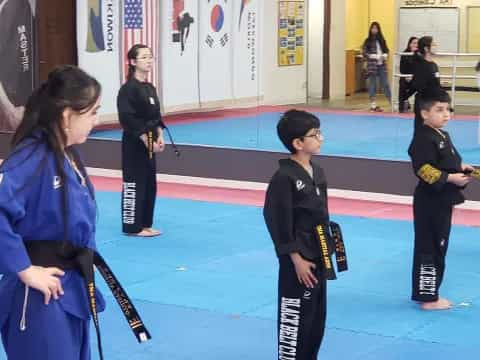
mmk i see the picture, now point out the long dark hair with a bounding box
[8,65,101,243]
[126,44,150,80]
[364,21,389,53]
[417,36,433,56]
[404,36,418,52]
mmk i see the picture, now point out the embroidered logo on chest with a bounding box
[439,141,445,149]
[53,176,62,189]
[296,180,305,191]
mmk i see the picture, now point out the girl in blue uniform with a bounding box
[0,65,104,359]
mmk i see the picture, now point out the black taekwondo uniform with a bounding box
[117,77,166,234]
[408,125,465,302]
[409,55,442,131]
[398,53,415,112]
[263,159,347,360]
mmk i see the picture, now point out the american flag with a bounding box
[122,0,157,86]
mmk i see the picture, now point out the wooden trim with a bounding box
[322,0,331,99]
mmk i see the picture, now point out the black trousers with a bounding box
[413,94,423,132]
[278,256,326,360]
[121,134,157,234]
[411,190,453,302]
[398,79,412,112]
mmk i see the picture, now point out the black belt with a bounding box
[24,241,151,360]
[314,221,348,280]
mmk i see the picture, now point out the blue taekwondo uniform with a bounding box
[0,133,105,360]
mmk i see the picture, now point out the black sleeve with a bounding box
[117,85,148,138]
[410,61,429,92]
[411,61,440,94]
[148,85,166,130]
[409,135,448,191]
[263,172,300,256]
[157,114,166,130]
[400,56,411,74]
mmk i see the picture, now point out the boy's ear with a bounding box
[292,138,303,152]
[420,109,429,122]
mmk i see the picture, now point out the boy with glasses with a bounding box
[264,109,347,359]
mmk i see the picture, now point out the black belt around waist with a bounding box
[24,240,151,360]
[314,221,348,280]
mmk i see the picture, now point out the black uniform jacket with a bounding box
[408,125,465,205]
[263,159,330,261]
[117,77,166,140]
[409,55,441,97]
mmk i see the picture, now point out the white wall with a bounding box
[261,0,308,105]
[307,0,325,99]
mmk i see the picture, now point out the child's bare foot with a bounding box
[420,298,453,310]
[144,227,162,236]
[125,229,161,237]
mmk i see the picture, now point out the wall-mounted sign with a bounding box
[278,1,304,66]
[403,0,453,6]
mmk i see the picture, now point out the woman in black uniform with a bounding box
[117,44,166,237]
[410,36,442,131]
[398,36,418,113]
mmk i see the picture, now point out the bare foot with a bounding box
[144,228,162,236]
[420,298,453,311]
[126,229,159,237]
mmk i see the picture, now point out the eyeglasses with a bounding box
[301,129,322,139]
[136,56,155,61]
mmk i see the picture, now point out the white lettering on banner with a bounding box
[17,25,30,72]
[106,0,114,52]
[279,297,300,359]
[123,182,136,224]
[419,264,437,296]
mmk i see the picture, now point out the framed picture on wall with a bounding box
[278,0,305,66]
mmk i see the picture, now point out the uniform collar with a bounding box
[279,158,315,181]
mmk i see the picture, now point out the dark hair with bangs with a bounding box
[418,88,451,112]
[277,109,320,153]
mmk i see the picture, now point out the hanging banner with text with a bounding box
[77,0,121,116]
[232,0,262,100]
[0,0,36,132]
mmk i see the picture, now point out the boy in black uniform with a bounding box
[264,110,346,359]
[408,89,473,310]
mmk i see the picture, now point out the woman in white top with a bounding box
[362,22,391,112]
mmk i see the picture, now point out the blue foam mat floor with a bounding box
[90,112,480,163]
[2,190,480,359]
